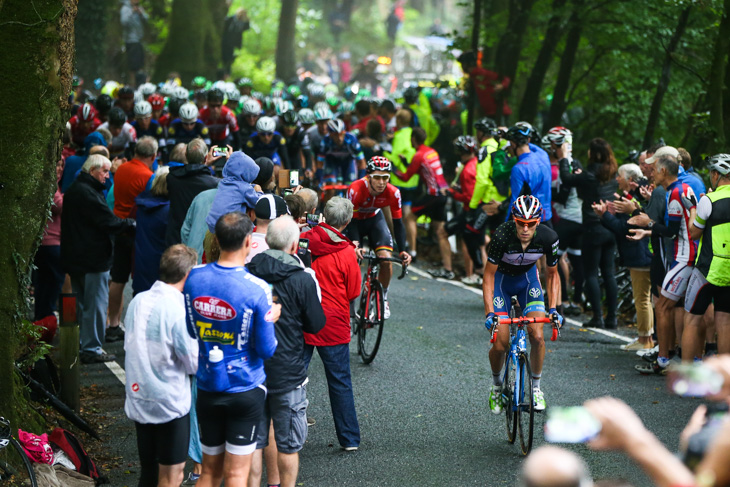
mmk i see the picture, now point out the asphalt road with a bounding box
[80,265,702,486]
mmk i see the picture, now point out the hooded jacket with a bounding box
[133,191,170,295]
[206,151,261,233]
[61,131,108,193]
[165,163,219,246]
[247,249,325,393]
[301,223,361,346]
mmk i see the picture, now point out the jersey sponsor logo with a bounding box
[493,296,505,309]
[131,383,140,392]
[265,309,276,322]
[193,296,237,321]
[196,320,235,344]
[529,287,541,298]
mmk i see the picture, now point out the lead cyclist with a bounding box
[482,195,563,413]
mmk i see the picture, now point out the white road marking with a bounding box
[101,348,126,385]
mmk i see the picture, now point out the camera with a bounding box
[212,146,229,159]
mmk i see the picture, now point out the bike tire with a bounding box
[358,280,384,364]
[0,437,38,487]
[353,279,369,337]
[503,355,517,444]
[517,353,534,456]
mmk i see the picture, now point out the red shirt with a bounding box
[347,177,403,220]
[396,144,448,196]
[470,66,512,117]
[199,106,239,142]
[69,115,102,147]
[351,115,386,135]
[452,157,477,204]
[113,159,153,219]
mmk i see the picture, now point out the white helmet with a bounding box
[134,91,144,104]
[227,87,241,102]
[256,116,276,133]
[243,99,261,116]
[139,82,156,97]
[174,86,189,101]
[134,100,152,118]
[179,103,199,123]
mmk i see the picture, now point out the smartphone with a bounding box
[544,406,601,443]
[212,146,229,159]
[306,213,322,226]
[667,363,724,397]
[290,170,299,187]
[297,238,309,257]
[282,188,294,196]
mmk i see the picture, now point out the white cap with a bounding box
[645,146,678,164]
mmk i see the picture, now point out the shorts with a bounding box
[255,384,308,454]
[197,385,267,456]
[492,266,546,315]
[412,194,447,222]
[134,414,190,465]
[323,159,356,184]
[126,42,144,72]
[345,212,393,252]
[554,218,582,255]
[685,267,730,315]
[110,231,134,283]
[397,186,419,206]
[660,262,693,301]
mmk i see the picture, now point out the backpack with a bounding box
[48,428,100,480]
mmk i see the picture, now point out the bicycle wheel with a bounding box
[353,279,369,336]
[502,355,517,444]
[0,438,38,487]
[517,353,534,455]
[358,279,384,364]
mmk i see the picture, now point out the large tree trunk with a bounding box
[155,0,221,84]
[0,0,76,426]
[518,0,567,123]
[75,0,108,83]
[643,6,692,149]
[466,0,482,133]
[546,11,581,129]
[709,0,730,148]
[275,0,299,82]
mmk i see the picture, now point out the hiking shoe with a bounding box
[635,360,668,375]
[461,274,483,286]
[533,388,546,411]
[383,300,390,320]
[182,472,200,485]
[489,385,503,414]
[80,351,116,364]
[621,339,654,351]
[429,268,455,280]
[105,325,125,343]
[307,415,316,426]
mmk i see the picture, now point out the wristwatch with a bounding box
[647,220,654,229]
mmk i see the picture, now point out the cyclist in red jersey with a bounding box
[346,156,412,319]
[199,89,241,150]
[69,103,102,149]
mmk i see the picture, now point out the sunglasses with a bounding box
[259,132,274,137]
[371,175,390,182]
[514,218,539,228]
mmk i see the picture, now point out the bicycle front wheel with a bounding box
[503,355,517,444]
[0,437,38,487]
[516,353,534,455]
[358,279,384,364]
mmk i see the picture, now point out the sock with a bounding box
[492,373,502,387]
[532,374,541,390]
[657,356,670,368]
[557,304,564,316]
[706,343,718,354]
[383,286,389,300]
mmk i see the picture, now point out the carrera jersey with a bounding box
[665,179,697,266]
[348,177,403,220]
[487,221,559,276]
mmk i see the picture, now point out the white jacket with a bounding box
[124,281,198,424]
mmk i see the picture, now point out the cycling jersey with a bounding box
[487,221,559,276]
[69,115,102,148]
[509,150,553,222]
[693,185,730,286]
[199,106,240,146]
[98,121,137,158]
[318,133,364,183]
[664,179,697,266]
[347,177,405,252]
[131,119,166,147]
[167,119,211,147]
[452,156,477,204]
[158,112,172,128]
[394,144,447,196]
[470,138,506,209]
[283,127,311,169]
[244,132,289,167]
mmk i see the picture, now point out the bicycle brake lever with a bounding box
[398,263,408,280]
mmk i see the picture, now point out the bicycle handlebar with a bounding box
[489,314,561,344]
[361,251,409,280]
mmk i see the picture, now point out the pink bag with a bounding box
[17,429,54,464]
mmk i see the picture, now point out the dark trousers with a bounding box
[33,245,65,321]
[582,224,618,321]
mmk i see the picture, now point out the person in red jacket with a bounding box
[458,51,512,119]
[301,196,362,451]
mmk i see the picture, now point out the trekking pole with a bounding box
[59,293,80,412]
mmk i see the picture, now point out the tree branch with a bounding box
[566,49,608,105]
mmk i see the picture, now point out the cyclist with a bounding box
[279,110,310,171]
[345,156,413,319]
[243,116,289,168]
[483,195,562,413]
[237,98,261,142]
[99,106,137,159]
[307,106,333,181]
[167,103,211,149]
[69,103,102,149]
[199,89,241,150]
[318,118,365,185]
[147,94,166,123]
[131,101,166,155]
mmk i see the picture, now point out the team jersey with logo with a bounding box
[347,177,403,220]
[199,105,239,142]
[665,180,697,266]
[317,132,364,167]
[69,115,102,147]
[131,119,166,147]
[166,119,211,147]
[395,144,448,196]
[487,221,559,276]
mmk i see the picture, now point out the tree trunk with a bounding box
[709,0,730,148]
[155,0,221,84]
[546,11,581,129]
[518,0,567,123]
[276,0,299,82]
[0,0,76,426]
[75,0,108,83]
[643,6,692,149]
[466,0,482,133]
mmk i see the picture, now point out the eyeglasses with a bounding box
[514,218,539,228]
[371,175,390,182]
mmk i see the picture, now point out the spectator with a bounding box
[132,166,171,296]
[247,216,325,487]
[297,188,319,232]
[205,151,260,234]
[61,132,108,193]
[521,446,592,487]
[108,136,158,342]
[182,188,217,264]
[254,157,276,193]
[184,212,280,487]
[61,154,135,364]
[247,194,290,264]
[99,107,137,159]
[124,245,199,487]
[165,138,219,247]
[301,197,362,451]
[221,9,250,78]
[457,51,511,120]
[167,142,187,167]
[284,194,306,222]
[120,0,149,84]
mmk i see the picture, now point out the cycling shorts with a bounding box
[492,266,545,315]
[197,385,266,456]
[684,267,730,315]
[412,194,447,222]
[554,218,583,255]
[134,413,190,466]
[397,187,419,206]
[323,159,356,184]
[661,262,693,301]
[345,211,393,252]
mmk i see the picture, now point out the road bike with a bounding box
[0,417,37,486]
[353,251,408,364]
[488,310,560,455]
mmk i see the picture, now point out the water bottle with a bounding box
[209,346,223,363]
[206,346,229,391]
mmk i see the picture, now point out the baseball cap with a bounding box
[645,146,678,164]
[255,194,290,220]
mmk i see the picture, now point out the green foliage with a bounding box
[75,1,109,81]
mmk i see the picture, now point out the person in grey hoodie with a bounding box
[120,0,148,82]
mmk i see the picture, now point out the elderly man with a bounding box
[61,154,135,363]
[301,197,362,451]
[247,216,325,487]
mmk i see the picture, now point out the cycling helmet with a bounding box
[308,84,325,98]
[324,83,339,95]
[274,98,288,115]
[708,154,730,175]
[118,85,135,99]
[173,86,190,100]
[298,108,315,125]
[191,76,207,89]
[148,94,165,111]
[256,116,276,133]
[344,86,355,101]
[108,107,127,127]
[271,89,284,100]
[313,101,329,113]
[515,121,538,141]
[179,103,199,123]
[211,80,227,92]
[134,100,152,118]
[227,88,241,102]
[474,117,497,133]
[139,82,156,97]
[314,105,333,121]
[101,80,120,97]
[326,96,340,109]
[207,88,225,104]
[95,94,113,114]
[237,77,253,88]
[134,91,144,104]
[296,94,310,108]
[367,156,392,173]
[512,195,543,221]
[540,135,552,152]
[72,75,82,87]
[287,85,302,98]
[242,98,261,115]
[79,103,97,122]
[167,98,184,117]
[453,135,477,154]
[282,110,298,126]
[327,118,346,133]
[547,126,573,146]
[340,101,354,113]
[505,124,532,146]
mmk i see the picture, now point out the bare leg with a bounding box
[433,221,452,271]
[525,311,546,376]
[222,452,254,487]
[674,307,685,351]
[248,450,263,487]
[403,205,416,254]
[460,239,473,277]
[376,249,393,290]
[197,453,225,487]
[655,296,677,359]
[264,422,280,486]
[107,281,125,327]
[277,452,299,487]
[716,312,730,354]
[682,313,704,363]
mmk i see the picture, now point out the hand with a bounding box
[484,199,501,216]
[399,251,412,266]
[639,184,654,200]
[494,83,504,93]
[269,302,282,323]
[554,143,568,161]
[549,308,563,327]
[292,184,303,194]
[679,405,707,454]
[681,189,697,209]
[627,212,652,227]
[627,228,651,241]
[628,180,640,191]
[591,200,607,218]
[584,397,649,452]
[355,246,365,260]
[702,355,730,401]
[485,312,496,330]
[612,194,637,215]
[111,157,125,173]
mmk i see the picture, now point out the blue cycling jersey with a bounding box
[244,132,287,166]
[317,132,364,167]
[678,166,706,199]
[509,145,553,221]
[167,119,211,146]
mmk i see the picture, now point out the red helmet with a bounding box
[367,156,392,173]
[148,94,165,111]
[79,103,97,122]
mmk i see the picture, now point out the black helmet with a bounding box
[207,89,225,104]
[282,110,298,125]
[168,97,184,117]
[108,107,127,127]
[505,125,531,146]
[117,85,135,99]
[453,135,477,154]
[404,86,419,104]
[95,94,113,114]
[474,117,497,133]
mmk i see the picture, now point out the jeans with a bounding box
[188,376,202,464]
[582,224,617,322]
[303,343,360,448]
[629,268,654,337]
[33,245,65,321]
[70,271,110,354]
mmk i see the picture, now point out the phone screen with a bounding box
[298,238,309,251]
[306,213,321,226]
